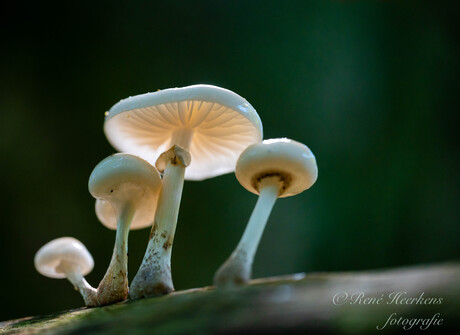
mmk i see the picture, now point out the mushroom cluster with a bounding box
[34,84,317,306]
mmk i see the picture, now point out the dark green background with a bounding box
[1,0,458,321]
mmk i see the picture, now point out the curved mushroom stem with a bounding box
[56,261,97,306]
[96,204,134,305]
[130,145,190,298]
[214,176,282,287]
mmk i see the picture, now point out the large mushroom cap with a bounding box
[89,154,161,229]
[104,84,263,181]
[236,138,318,198]
[34,237,94,279]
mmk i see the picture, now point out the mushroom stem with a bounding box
[170,128,194,151]
[130,146,189,298]
[56,262,97,306]
[96,204,134,305]
[214,176,282,287]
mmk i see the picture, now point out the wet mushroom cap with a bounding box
[94,199,118,229]
[34,237,94,279]
[89,154,161,229]
[235,138,318,198]
[104,84,263,181]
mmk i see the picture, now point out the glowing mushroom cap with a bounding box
[89,154,162,230]
[236,138,318,198]
[34,237,94,279]
[104,84,263,181]
[94,199,159,230]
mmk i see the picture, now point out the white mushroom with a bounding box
[214,138,318,287]
[104,84,263,298]
[34,237,97,306]
[88,153,161,304]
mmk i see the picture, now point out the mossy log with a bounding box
[2,262,459,334]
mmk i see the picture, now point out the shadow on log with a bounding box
[1,262,459,334]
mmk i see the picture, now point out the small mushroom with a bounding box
[214,138,318,287]
[34,237,97,306]
[103,85,263,298]
[88,153,161,305]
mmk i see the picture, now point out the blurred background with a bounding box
[1,0,459,321]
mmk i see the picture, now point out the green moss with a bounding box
[2,263,459,335]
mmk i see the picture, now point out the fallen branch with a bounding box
[2,262,459,334]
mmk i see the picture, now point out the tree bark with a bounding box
[2,262,459,334]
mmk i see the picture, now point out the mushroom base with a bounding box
[129,257,174,298]
[57,262,98,307]
[213,250,252,287]
[95,264,129,305]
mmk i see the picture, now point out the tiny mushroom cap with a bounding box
[236,138,318,198]
[89,153,161,225]
[34,237,94,279]
[104,84,263,180]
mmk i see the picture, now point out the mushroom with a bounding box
[34,237,97,306]
[213,138,318,287]
[88,153,161,304]
[103,84,263,298]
